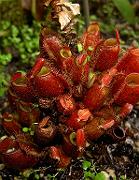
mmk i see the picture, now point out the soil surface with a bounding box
[0,100,139,179]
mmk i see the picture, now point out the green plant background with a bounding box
[0,0,139,97]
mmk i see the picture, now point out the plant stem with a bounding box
[82,0,90,28]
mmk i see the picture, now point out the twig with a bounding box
[82,0,90,28]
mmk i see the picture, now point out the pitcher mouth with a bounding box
[37,66,50,76]
[60,48,72,58]
[112,126,125,139]
[0,137,18,155]
[3,113,13,122]
[126,73,139,87]
[87,23,99,34]
[12,73,28,87]
[19,103,31,112]
[104,38,118,47]
[130,48,139,56]
[8,88,17,97]
[6,147,16,154]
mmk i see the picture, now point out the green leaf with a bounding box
[88,46,94,51]
[16,70,26,74]
[120,175,126,180]
[1,21,11,30]
[46,174,55,180]
[77,43,83,53]
[0,53,12,65]
[22,169,33,178]
[112,0,135,24]
[69,132,76,145]
[30,131,35,136]
[22,127,29,133]
[0,87,6,97]
[34,174,40,180]
[94,171,109,180]
[11,25,19,37]
[84,171,95,179]
[83,160,91,170]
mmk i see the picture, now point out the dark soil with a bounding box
[0,104,139,179]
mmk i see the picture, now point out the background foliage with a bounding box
[0,0,139,98]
